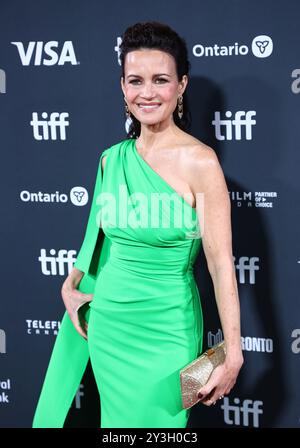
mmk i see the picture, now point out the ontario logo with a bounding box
[192,35,273,58]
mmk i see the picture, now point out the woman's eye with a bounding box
[129,78,168,84]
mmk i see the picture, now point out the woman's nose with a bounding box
[140,82,155,98]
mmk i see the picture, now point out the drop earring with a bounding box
[124,96,131,118]
[177,95,183,119]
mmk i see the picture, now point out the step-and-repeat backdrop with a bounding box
[0,0,299,428]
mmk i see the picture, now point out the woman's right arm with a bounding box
[61,267,93,340]
[60,154,108,339]
[62,266,84,291]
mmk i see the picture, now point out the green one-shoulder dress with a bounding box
[32,138,203,428]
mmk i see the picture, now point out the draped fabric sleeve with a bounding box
[73,148,111,277]
[32,148,111,428]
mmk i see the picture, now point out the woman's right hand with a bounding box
[61,268,94,340]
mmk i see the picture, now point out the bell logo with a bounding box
[11,41,78,66]
[221,397,263,427]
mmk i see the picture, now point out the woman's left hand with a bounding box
[197,355,244,406]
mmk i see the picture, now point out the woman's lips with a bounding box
[138,103,161,111]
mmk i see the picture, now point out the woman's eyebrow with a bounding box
[127,73,171,78]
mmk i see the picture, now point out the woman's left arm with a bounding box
[190,144,244,406]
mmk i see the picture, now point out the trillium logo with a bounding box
[251,35,273,58]
[70,186,88,206]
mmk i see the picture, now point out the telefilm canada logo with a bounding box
[26,319,61,336]
[20,186,88,206]
[229,190,278,208]
[192,35,273,58]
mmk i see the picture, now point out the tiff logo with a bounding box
[73,384,85,409]
[114,36,122,66]
[234,256,259,284]
[39,249,77,275]
[212,111,256,140]
[221,397,263,427]
[11,41,78,66]
[0,69,6,93]
[0,329,6,354]
[30,112,69,140]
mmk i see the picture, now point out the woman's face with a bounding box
[121,49,188,126]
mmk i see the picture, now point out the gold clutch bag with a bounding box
[180,340,226,409]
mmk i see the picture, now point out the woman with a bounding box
[32,21,243,428]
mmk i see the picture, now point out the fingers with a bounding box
[198,385,227,407]
[75,295,93,314]
[199,394,225,406]
[62,287,91,340]
[74,313,88,340]
[197,365,234,406]
[79,314,89,337]
[74,322,88,340]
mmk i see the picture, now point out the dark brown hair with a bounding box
[119,21,192,138]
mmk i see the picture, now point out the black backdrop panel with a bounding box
[0,0,299,428]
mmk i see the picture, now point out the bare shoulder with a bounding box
[179,136,226,192]
[179,135,221,174]
[182,136,218,164]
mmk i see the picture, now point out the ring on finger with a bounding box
[219,395,224,400]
